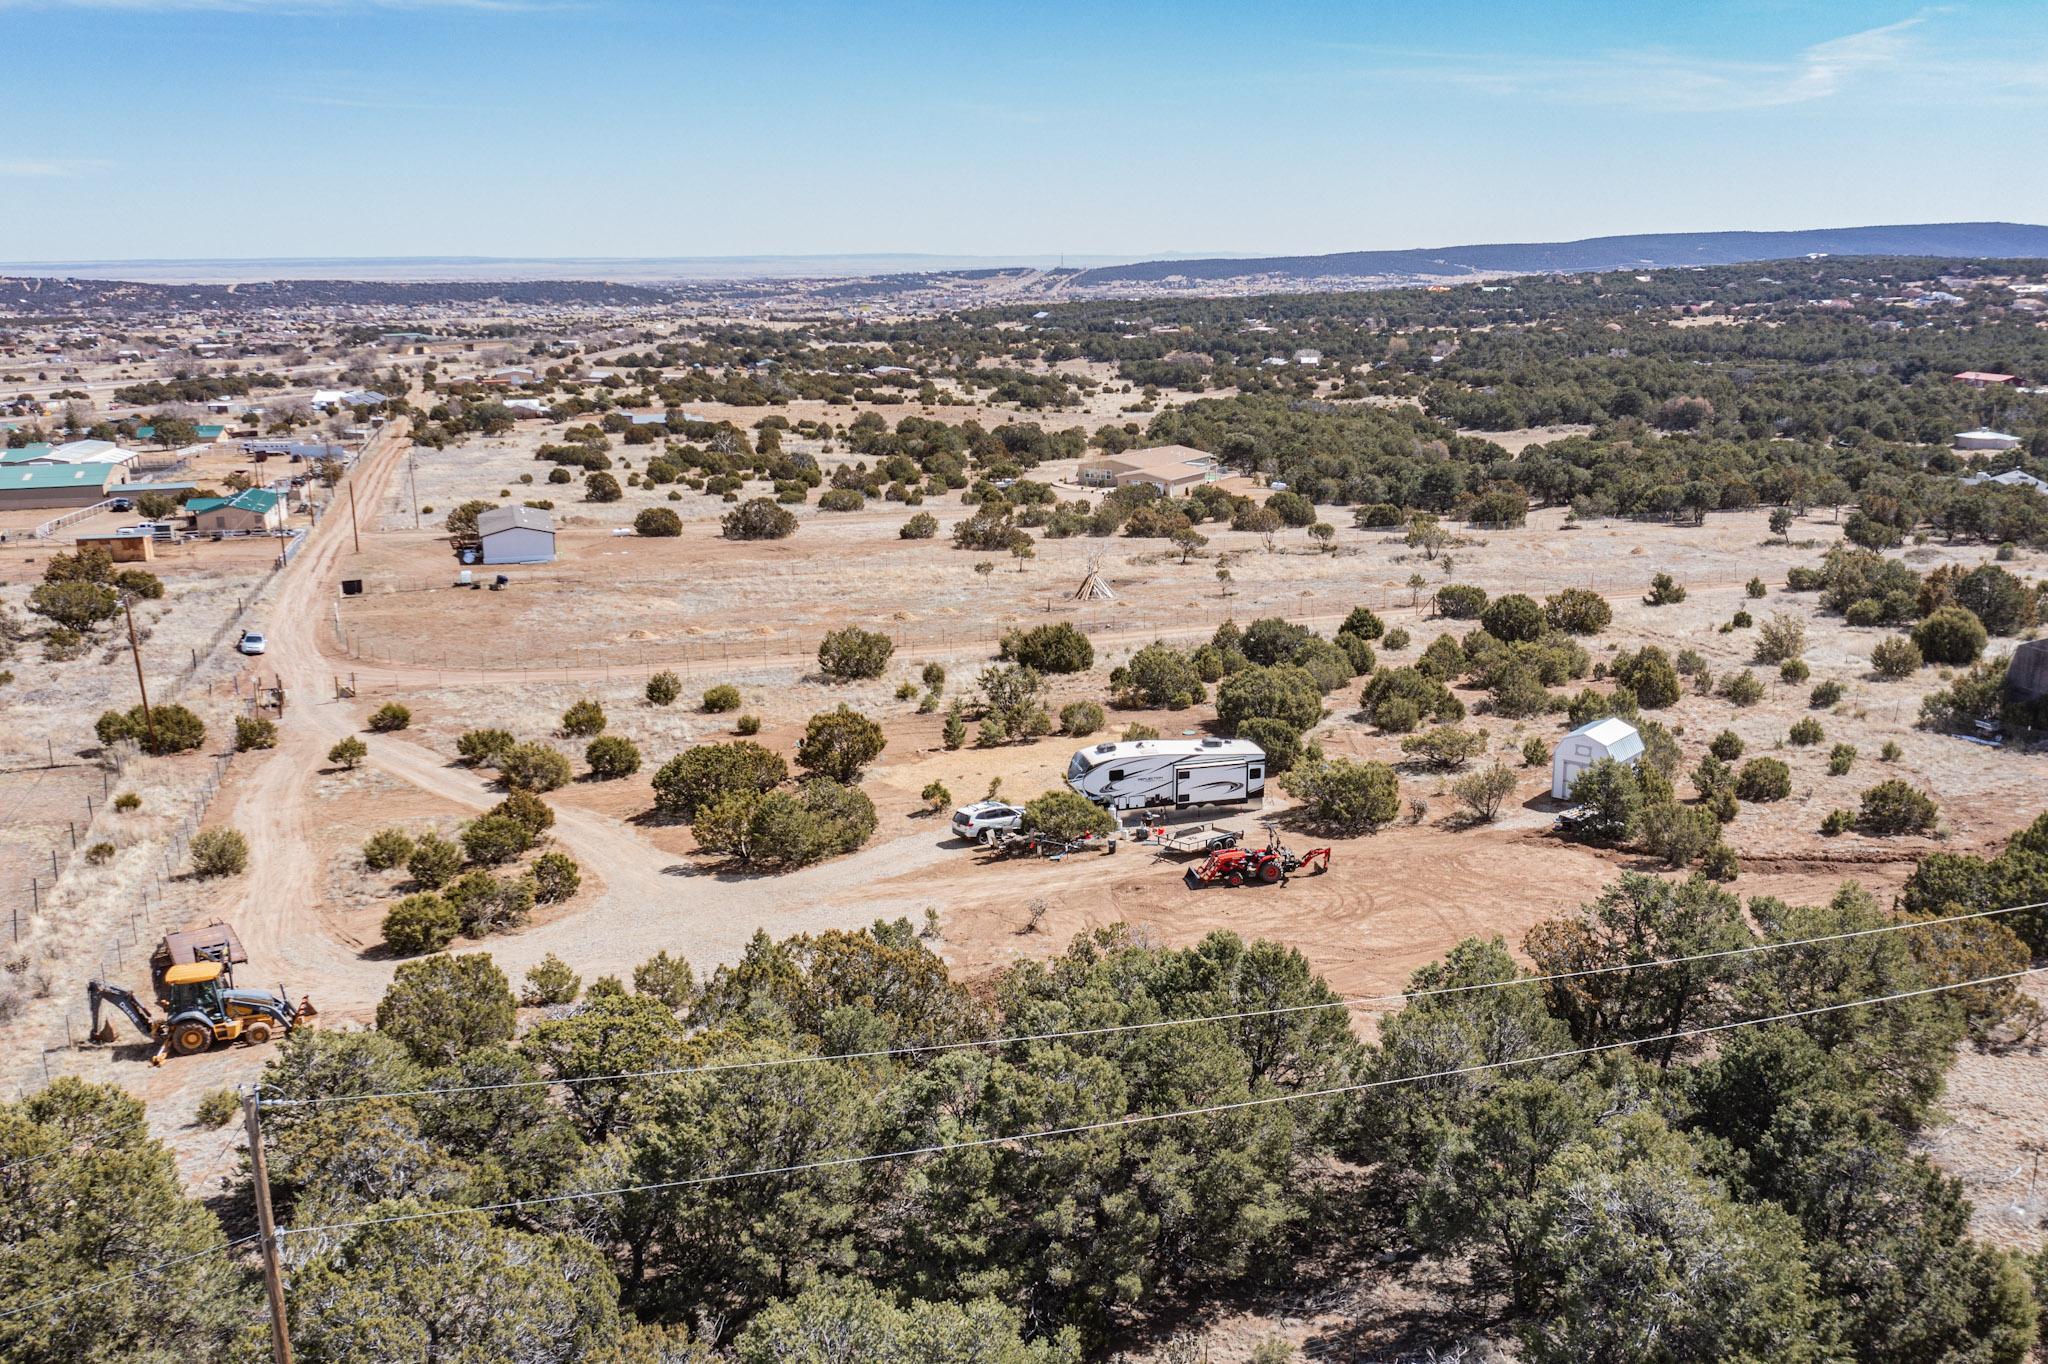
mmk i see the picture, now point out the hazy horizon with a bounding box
[6,220,2046,286]
[5,2,2048,262]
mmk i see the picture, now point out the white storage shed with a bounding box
[474,505,556,565]
[1552,717,1644,800]
[1954,428,2021,451]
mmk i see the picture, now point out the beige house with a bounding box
[187,488,287,533]
[1075,444,1219,494]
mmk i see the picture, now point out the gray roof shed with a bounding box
[2008,639,2048,703]
[475,505,555,537]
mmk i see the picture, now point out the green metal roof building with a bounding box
[0,463,126,509]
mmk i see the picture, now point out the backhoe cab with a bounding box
[88,923,313,1064]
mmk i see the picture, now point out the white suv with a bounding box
[951,801,1024,843]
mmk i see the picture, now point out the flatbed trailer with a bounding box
[1123,821,1243,855]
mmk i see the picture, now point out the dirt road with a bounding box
[219,422,949,1020]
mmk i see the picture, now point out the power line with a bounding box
[259,898,2048,1110]
[280,965,2044,1240]
[0,1234,262,1321]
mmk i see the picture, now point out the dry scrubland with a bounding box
[328,493,2041,988]
[9,403,2046,1249]
[0,431,345,1082]
[9,408,2045,1290]
[0,549,278,1007]
[302,482,2048,1247]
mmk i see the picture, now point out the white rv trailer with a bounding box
[1065,737,1266,811]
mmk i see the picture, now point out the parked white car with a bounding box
[237,630,267,656]
[950,801,1025,843]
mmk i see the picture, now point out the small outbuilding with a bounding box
[475,505,555,565]
[1954,428,2021,451]
[1552,717,1644,800]
[2008,640,2048,723]
[75,528,156,562]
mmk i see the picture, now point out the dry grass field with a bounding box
[6,413,2043,1266]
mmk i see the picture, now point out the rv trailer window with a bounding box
[1249,767,1262,779]
[1107,769,1124,781]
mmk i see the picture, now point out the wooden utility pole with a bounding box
[346,479,360,553]
[123,597,158,753]
[243,1091,296,1364]
[408,446,420,530]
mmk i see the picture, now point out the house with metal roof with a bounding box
[240,439,346,462]
[187,488,287,533]
[0,462,127,509]
[134,423,226,443]
[1074,444,1220,493]
[1960,468,2048,494]
[310,389,389,412]
[8,440,141,467]
[1954,428,2022,451]
[473,504,555,564]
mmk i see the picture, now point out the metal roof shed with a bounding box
[475,504,556,564]
[2008,640,2048,706]
[1552,717,1645,800]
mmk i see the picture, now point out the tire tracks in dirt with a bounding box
[224,423,949,1021]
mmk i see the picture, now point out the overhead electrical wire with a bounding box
[277,965,2045,1240]
[0,1235,263,1321]
[17,962,2041,1318]
[258,898,2048,1110]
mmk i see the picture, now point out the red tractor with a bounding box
[1185,834,1330,888]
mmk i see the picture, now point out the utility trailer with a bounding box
[1124,820,1243,856]
[1065,737,1266,811]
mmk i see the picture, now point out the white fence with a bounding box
[26,499,121,540]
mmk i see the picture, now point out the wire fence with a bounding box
[12,747,235,1098]
[4,440,366,1095]
[321,569,1690,689]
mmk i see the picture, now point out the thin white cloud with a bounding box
[0,156,107,177]
[1351,11,2046,113]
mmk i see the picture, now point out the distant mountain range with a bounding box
[1065,222,2048,287]
[5,224,2048,313]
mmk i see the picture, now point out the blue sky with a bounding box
[2,0,2045,262]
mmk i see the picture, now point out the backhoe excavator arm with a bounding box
[87,980,155,1043]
